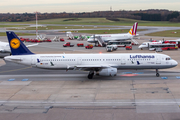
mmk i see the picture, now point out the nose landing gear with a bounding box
[156,69,160,77]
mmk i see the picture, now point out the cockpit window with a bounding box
[166,57,171,60]
[141,43,146,45]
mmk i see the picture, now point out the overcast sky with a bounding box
[0,0,180,13]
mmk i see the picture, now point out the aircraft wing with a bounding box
[72,64,117,71]
[26,43,39,48]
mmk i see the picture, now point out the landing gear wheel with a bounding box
[156,69,160,77]
[156,73,160,77]
[88,74,93,79]
[87,71,94,79]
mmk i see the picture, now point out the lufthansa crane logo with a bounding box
[10,38,20,49]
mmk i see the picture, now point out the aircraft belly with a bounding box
[116,65,176,69]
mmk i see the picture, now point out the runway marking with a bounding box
[22,79,29,81]
[122,72,132,74]
[0,101,180,105]
[134,72,144,74]
[120,74,138,77]
[8,79,15,81]
[0,66,31,73]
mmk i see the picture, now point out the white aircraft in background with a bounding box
[138,41,162,50]
[87,22,138,43]
[0,41,38,53]
[4,31,178,79]
[138,39,180,50]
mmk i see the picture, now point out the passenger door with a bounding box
[121,56,126,65]
[31,56,36,65]
[156,55,161,64]
[77,57,82,65]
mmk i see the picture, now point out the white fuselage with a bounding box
[0,41,11,53]
[4,53,178,70]
[87,33,133,43]
[138,42,162,49]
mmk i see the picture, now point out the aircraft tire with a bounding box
[88,74,93,79]
[88,72,94,79]
[156,73,160,77]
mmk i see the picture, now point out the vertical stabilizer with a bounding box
[128,22,138,36]
[6,31,34,55]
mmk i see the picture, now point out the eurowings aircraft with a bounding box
[0,41,38,53]
[87,22,138,43]
[4,31,178,79]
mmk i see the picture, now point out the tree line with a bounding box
[0,9,179,22]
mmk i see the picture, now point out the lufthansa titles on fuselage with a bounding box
[130,55,155,59]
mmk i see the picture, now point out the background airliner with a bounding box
[87,22,138,43]
[4,31,178,79]
[0,41,38,53]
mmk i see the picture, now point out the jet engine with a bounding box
[98,68,117,76]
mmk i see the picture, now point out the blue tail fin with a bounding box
[6,31,34,55]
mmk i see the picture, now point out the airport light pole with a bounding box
[34,11,39,36]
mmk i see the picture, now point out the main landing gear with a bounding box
[156,69,160,77]
[88,71,94,79]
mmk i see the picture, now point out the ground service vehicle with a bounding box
[156,48,163,52]
[106,46,113,52]
[107,41,131,47]
[77,43,84,47]
[149,43,178,51]
[125,46,132,50]
[85,44,93,49]
[60,38,65,42]
[106,45,117,52]
[43,39,52,42]
[163,40,180,48]
[63,42,74,47]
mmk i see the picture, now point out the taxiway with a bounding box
[0,33,180,120]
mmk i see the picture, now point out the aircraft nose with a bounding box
[87,38,92,43]
[173,60,178,66]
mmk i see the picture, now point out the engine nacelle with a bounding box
[98,68,117,76]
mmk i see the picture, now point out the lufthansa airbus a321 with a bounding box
[4,31,178,79]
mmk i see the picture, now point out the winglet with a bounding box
[128,22,138,36]
[6,31,34,55]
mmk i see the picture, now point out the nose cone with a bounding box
[173,60,178,66]
[138,45,142,49]
[87,38,93,43]
[87,38,91,42]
